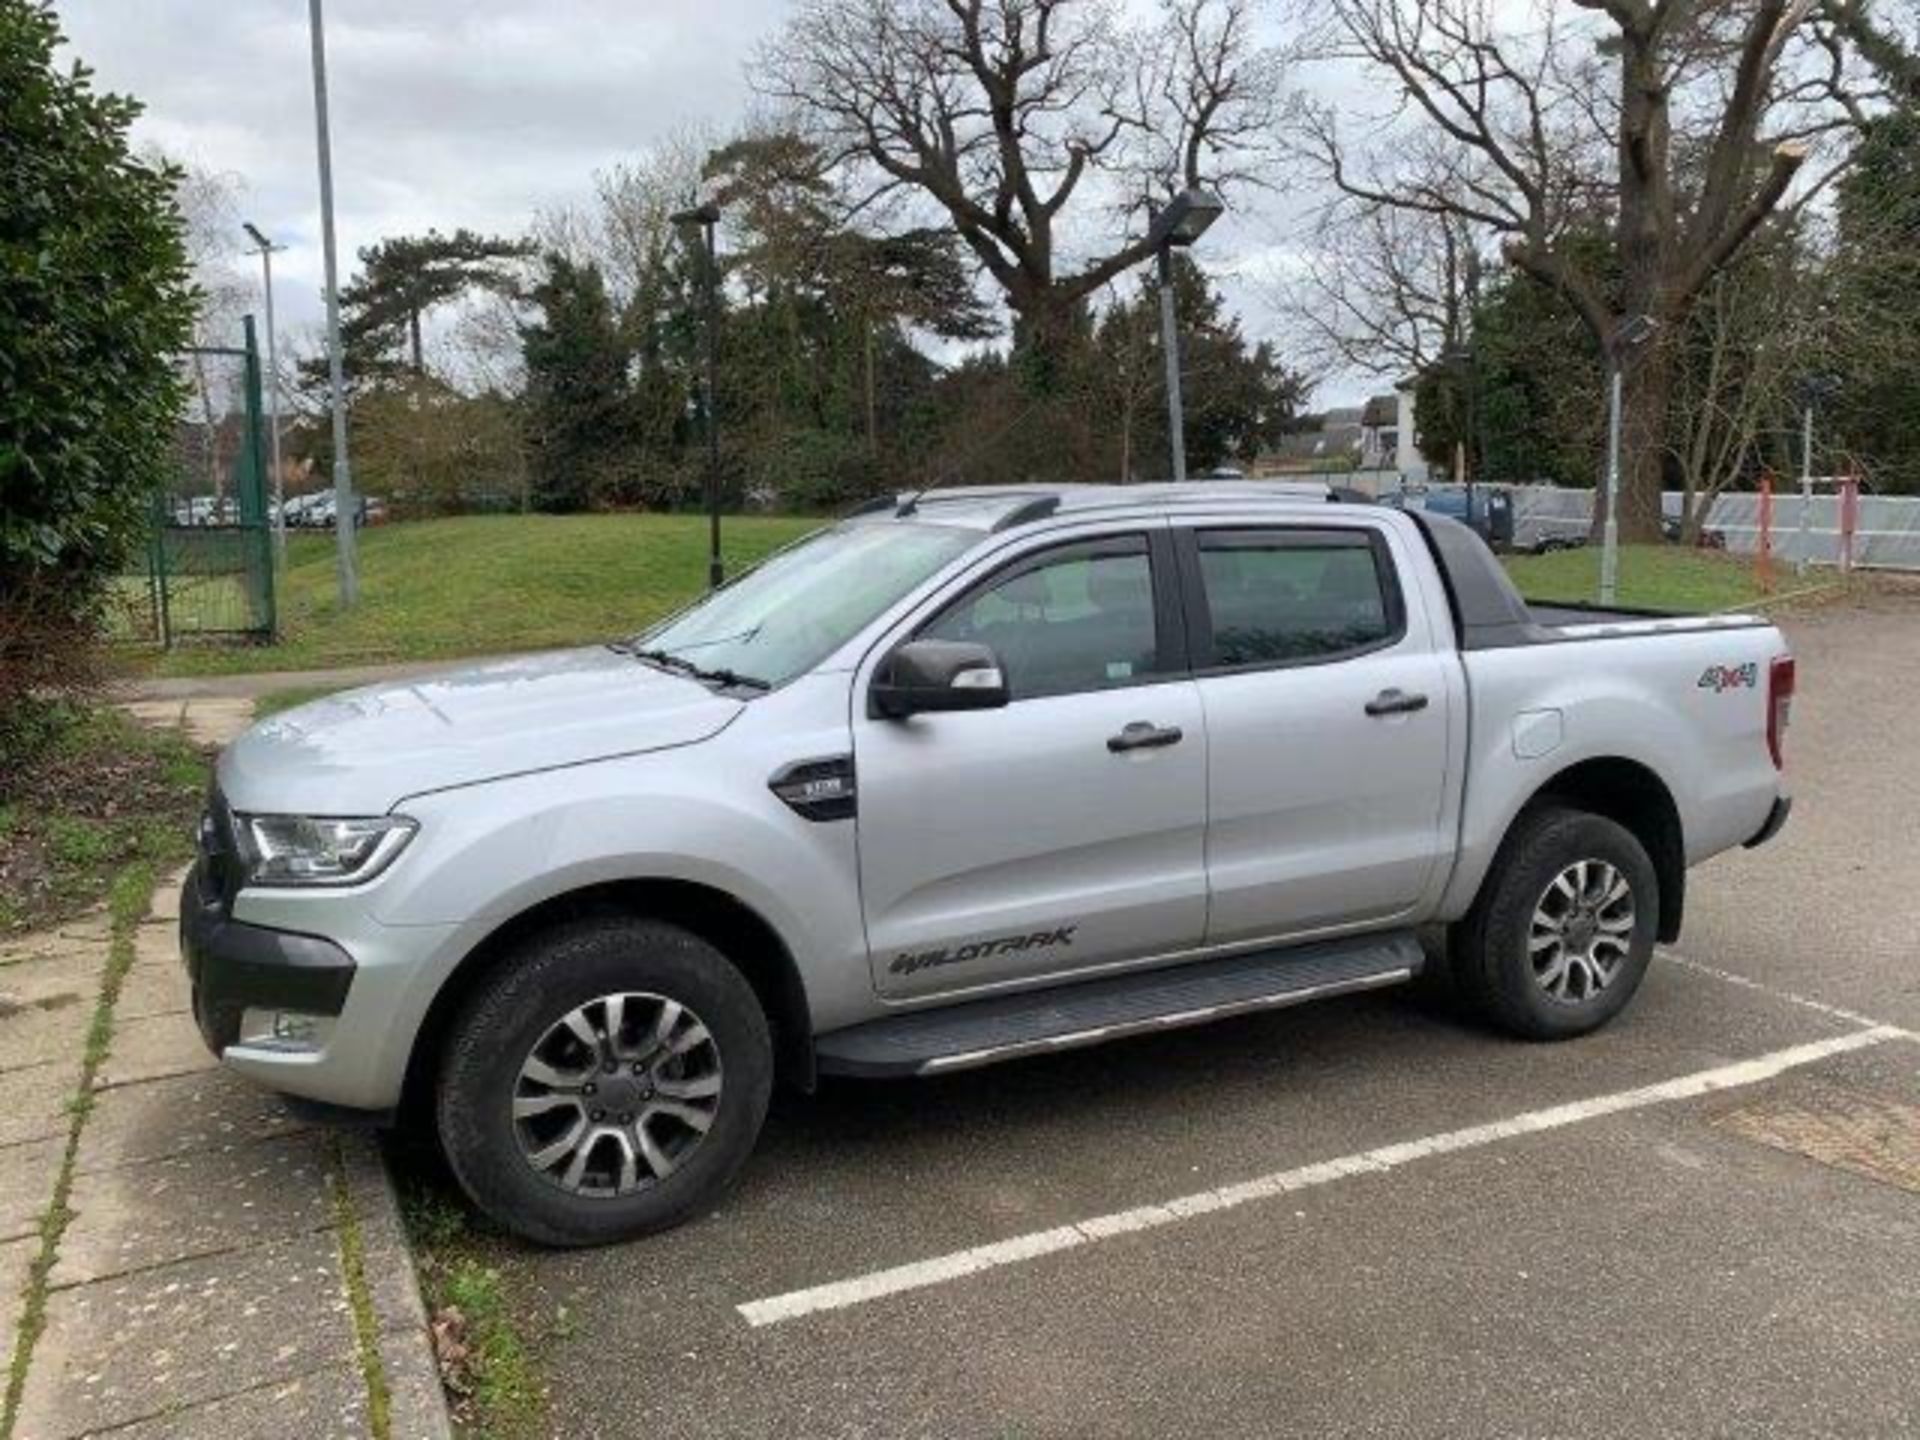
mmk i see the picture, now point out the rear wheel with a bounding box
[1453,807,1657,1040]
[436,917,772,1246]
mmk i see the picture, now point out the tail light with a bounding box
[1767,656,1795,769]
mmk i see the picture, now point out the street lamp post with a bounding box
[671,200,724,590]
[1599,314,1659,607]
[1145,189,1224,483]
[307,0,357,607]
[242,223,287,569]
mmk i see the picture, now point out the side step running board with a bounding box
[815,932,1423,1078]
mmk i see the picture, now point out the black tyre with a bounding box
[1452,806,1658,1040]
[436,916,773,1247]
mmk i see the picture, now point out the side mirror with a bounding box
[872,639,1008,718]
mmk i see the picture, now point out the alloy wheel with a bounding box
[511,992,723,1196]
[1528,859,1635,1004]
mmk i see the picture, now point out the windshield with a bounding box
[630,521,977,687]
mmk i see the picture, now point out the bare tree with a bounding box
[170,163,252,504]
[1823,0,1920,97]
[756,0,1291,378]
[1279,203,1484,379]
[1304,0,1868,538]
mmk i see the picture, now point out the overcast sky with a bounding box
[54,0,1375,404]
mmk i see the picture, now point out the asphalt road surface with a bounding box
[490,600,1920,1439]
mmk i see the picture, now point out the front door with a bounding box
[855,530,1208,998]
[1177,522,1452,945]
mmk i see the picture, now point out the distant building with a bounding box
[1393,378,1431,486]
[1359,394,1397,471]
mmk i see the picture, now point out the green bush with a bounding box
[757,428,884,512]
[0,0,193,745]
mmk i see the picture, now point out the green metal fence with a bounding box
[110,316,277,646]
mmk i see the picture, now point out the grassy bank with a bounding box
[149,513,820,677]
[1502,543,1773,613]
[133,513,1813,683]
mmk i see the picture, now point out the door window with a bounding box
[1194,530,1401,669]
[920,537,1167,700]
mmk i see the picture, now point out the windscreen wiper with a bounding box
[618,644,769,692]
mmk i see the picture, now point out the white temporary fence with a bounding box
[1410,482,1920,572]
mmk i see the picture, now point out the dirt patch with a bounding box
[0,707,206,937]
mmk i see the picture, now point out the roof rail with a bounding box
[845,495,898,517]
[991,496,1062,531]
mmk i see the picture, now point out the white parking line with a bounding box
[1658,948,1919,1037]
[738,1025,1908,1328]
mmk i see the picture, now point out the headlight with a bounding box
[235,814,417,887]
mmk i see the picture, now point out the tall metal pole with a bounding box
[702,217,723,591]
[246,232,288,569]
[1157,244,1187,483]
[308,0,357,606]
[1797,402,1814,577]
[1600,364,1624,606]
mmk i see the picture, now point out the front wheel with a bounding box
[436,917,773,1247]
[1452,807,1658,1040]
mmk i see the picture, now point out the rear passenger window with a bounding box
[1196,532,1398,668]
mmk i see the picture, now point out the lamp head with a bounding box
[1147,188,1224,250]
[669,201,723,228]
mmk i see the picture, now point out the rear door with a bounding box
[854,527,1209,998]
[1177,521,1452,945]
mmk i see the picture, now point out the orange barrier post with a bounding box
[1839,468,1858,576]
[1756,472,1774,593]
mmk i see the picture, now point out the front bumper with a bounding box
[1743,795,1792,849]
[180,864,357,1054]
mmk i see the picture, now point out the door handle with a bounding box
[1107,721,1184,753]
[1365,688,1429,717]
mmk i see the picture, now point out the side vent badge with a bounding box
[769,756,856,822]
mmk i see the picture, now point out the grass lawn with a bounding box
[135,514,1825,680]
[1501,543,1780,613]
[0,706,206,936]
[146,513,820,677]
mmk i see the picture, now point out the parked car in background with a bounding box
[1381,484,1518,550]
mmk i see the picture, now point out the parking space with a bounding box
[492,605,1920,1438]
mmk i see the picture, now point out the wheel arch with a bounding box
[402,878,816,1120]
[1504,756,1686,943]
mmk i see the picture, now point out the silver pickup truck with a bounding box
[181,483,1794,1245]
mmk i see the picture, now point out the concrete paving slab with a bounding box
[0,915,111,971]
[1,1233,38,1368]
[13,1230,358,1440]
[0,948,102,1006]
[0,1135,61,1244]
[74,1070,306,1175]
[145,868,191,924]
[0,1061,79,1150]
[115,958,190,1022]
[181,698,256,747]
[54,1131,334,1288]
[94,1012,215,1091]
[98,1364,372,1440]
[0,992,93,1076]
[119,699,187,731]
[129,920,182,973]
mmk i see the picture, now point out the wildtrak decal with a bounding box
[1698,662,1759,693]
[889,926,1077,977]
